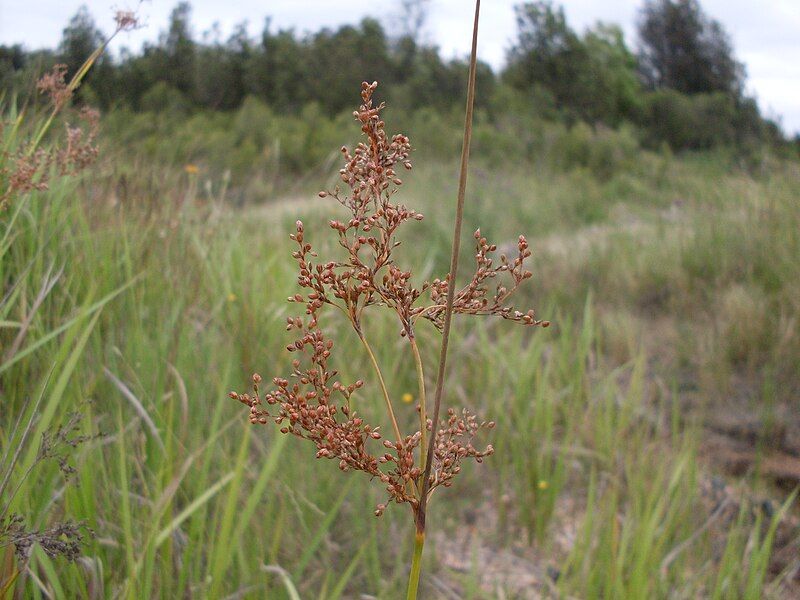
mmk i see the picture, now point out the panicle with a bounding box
[114,10,140,32]
[36,64,71,110]
[2,66,103,210]
[229,81,547,517]
[419,229,550,330]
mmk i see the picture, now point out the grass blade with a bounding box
[260,565,301,600]
[0,276,139,376]
[292,479,354,580]
[154,471,235,548]
[103,366,165,452]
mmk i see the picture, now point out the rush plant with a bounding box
[230,2,548,596]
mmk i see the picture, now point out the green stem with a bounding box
[406,529,425,600]
[420,0,481,515]
[357,329,403,443]
[409,336,427,481]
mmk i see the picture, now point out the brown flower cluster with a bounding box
[58,107,100,175]
[231,371,422,510]
[428,408,496,491]
[419,230,548,330]
[3,150,51,201]
[231,82,545,516]
[36,64,72,111]
[1,515,89,562]
[114,9,141,32]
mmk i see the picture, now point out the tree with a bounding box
[117,2,196,108]
[161,2,196,96]
[504,2,640,124]
[504,2,584,107]
[637,0,744,96]
[245,22,310,111]
[196,22,250,110]
[0,45,26,89]
[391,0,432,85]
[306,18,394,115]
[59,5,105,78]
[58,6,117,107]
[398,48,494,113]
[580,24,642,123]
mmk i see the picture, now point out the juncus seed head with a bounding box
[229,82,546,516]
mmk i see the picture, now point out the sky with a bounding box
[1,1,798,135]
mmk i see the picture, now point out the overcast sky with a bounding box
[2,1,798,134]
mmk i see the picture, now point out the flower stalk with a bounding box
[406,529,425,600]
[417,0,480,540]
[409,335,427,488]
[356,328,403,443]
[406,2,481,596]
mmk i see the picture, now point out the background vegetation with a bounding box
[1,0,798,598]
[2,0,796,184]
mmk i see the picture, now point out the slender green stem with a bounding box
[357,329,403,443]
[419,0,481,520]
[409,336,427,482]
[406,529,425,600]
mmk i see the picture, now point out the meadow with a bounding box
[1,74,799,599]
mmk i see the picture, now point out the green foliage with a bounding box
[194,23,250,111]
[2,93,798,596]
[101,95,647,198]
[504,2,592,119]
[390,47,495,114]
[582,24,644,123]
[244,23,312,112]
[1,0,786,153]
[549,121,640,180]
[2,3,798,597]
[505,4,640,125]
[642,89,736,149]
[307,18,394,115]
[160,2,196,96]
[139,81,190,114]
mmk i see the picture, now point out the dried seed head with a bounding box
[229,81,547,518]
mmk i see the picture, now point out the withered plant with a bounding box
[230,2,548,596]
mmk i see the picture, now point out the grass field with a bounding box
[2,97,799,599]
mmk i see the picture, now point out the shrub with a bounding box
[642,89,737,150]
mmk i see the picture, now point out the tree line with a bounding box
[0,0,787,151]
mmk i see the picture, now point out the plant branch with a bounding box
[409,335,427,486]
[356,329,403,443]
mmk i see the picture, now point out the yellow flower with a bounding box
[402,393,414,404]
[184,164,199,174]
[227,293,237,302]
[537,480,549,490]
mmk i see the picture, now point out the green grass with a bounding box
[2,103,799,598]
